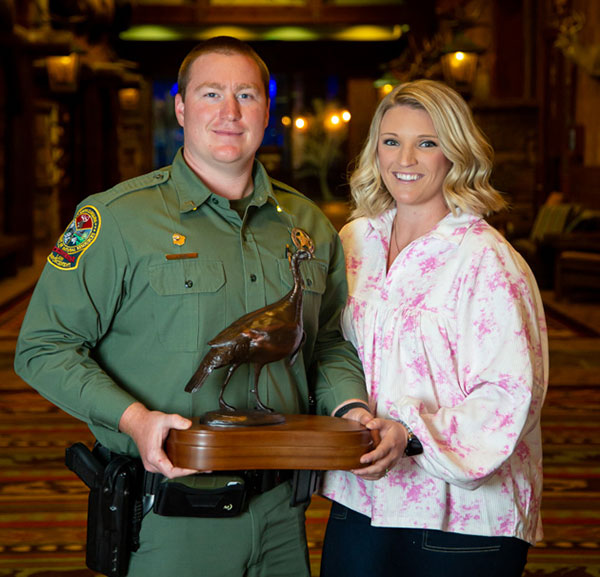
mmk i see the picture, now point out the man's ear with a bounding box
[174,93,185,128]
[264,98,270,129]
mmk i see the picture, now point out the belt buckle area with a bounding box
[244,470,290,494]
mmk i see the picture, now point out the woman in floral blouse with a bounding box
[321,79,548,577]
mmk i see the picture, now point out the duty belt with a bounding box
[95,444,313,512]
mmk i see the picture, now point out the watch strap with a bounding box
[397,418,424,457]
[333,401,370,418]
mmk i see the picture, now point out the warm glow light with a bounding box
[46,53,79,92]
[295,117,306,130]
[264,27,319,41]
[119,88,140,110]
[441,50,479,92]
[120,24,406,43]
[382,84,394,95]
[332,25,401,42]
[281,116,292,126]
[341,110,351,122]
[330,115,340,125]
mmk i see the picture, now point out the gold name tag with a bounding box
[165,253,198,260]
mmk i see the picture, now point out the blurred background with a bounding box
[1,0,599,294]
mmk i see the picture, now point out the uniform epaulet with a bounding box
[270,178,314,203]
[100,168,171,205]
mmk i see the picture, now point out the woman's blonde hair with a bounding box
[350,79,507,219]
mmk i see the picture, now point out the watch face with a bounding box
[405,436,424,456]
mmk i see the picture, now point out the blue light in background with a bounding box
[326,75,339,100]
[262,75,283,147]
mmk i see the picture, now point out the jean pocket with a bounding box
[329,502,349,521]
[422,530,502,553]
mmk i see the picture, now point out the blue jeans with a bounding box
[320,502,530,577]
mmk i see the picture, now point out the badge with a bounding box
[287,228,315,266]
[291,228,315,254]
[48,205,101,271]
[172,233,186,246]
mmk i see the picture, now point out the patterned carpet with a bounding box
[1,294,600,576]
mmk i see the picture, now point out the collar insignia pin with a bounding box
[172,233,186,246]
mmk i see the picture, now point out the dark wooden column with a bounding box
[1,42,36,266]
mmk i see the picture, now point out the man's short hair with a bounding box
[177,36,270,101]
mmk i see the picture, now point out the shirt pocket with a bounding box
[148,259,226,352]
[277,257,328,295]
[277,257,328,342]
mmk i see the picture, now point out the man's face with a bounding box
[174,52,270,175]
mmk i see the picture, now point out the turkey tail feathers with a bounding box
[185,350,221,393]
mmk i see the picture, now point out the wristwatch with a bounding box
[398,419,423,457]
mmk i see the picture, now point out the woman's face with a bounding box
[377,105,452,216]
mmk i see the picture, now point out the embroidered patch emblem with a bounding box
[48,205,101,270]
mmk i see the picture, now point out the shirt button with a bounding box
[306,278,313,287]
[212,198,219,205]
[185,280,193,288]
[250,274,257,282]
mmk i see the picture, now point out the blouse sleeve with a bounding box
[390,239,548,490]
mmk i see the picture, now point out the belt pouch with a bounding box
[153,475,246,518]
[86,455,142,577]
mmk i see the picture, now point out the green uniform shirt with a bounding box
[15,150,366,456]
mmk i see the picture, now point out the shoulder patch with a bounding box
[48,205,101,271]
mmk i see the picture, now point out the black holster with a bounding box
[65,443,143,577]
[290,469,321,507]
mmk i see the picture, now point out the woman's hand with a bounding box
[351,418,408,480]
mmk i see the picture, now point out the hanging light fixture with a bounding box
[46,52,80,92]
[440,33,484,96]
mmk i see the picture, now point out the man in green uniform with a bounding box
[14,36,370,576]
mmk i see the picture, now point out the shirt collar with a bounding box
[366,207,483,245]
[431,210,483,244]
[171,148,279,213]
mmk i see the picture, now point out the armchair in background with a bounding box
[553,209,600,301]
[511,193,581,289]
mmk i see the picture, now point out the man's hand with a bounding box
[119,402,198,479]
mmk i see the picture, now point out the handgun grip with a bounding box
[65,442,104,490]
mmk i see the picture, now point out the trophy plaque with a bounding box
[166,414,374,471]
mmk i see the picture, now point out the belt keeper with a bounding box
[143,471,164,495]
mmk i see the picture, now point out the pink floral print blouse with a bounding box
[321,209,549,544]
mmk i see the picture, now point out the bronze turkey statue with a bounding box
[185,240,314,427]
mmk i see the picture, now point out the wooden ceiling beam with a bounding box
[130,2,434,29]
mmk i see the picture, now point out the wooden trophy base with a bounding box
[166,414,373,471]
